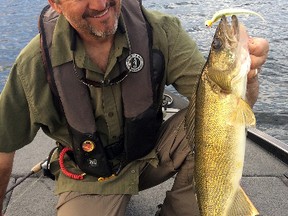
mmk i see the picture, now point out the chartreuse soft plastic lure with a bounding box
[205,8,265,27]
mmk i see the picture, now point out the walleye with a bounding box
[185,15,259,215]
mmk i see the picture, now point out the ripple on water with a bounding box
[0,0,287,144]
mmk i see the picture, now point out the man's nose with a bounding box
[87,0,107,11]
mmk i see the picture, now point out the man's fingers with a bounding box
[248,37,269,56]
[250,55,267,70]
[249,37,269,70]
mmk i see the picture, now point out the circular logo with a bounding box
[82,140,95,152]
[126,53,144,73]
[88,158,98,167]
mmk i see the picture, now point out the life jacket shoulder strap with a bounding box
[38,5,61,111]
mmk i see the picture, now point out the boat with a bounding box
[3,90,288,216]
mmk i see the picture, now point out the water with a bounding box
[0,0,287,144]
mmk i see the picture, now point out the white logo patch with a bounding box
[126,53,144,73]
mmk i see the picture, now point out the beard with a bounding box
[88,14,119,38]
[82,0,119,38]
[65,0,121,39]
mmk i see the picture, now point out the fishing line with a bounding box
[3,158,48,214]
[5,159,46,195]
[3,173,44,213]
[5,171,34,195]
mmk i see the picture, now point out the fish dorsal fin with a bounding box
[185,90,197,148]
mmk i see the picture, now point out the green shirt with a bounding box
[0,8,205,195]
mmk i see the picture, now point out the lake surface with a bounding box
[0,0,287,144]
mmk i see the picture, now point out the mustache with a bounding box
[82,0,117,18]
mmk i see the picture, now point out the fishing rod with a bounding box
[5,159,47,195]
[5,147,57,195]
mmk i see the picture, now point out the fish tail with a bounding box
[227,186,259,216]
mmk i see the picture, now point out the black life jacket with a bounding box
[39,0,165,178]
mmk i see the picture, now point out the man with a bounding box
[0,0,269,215]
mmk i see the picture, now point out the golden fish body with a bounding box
[186,15,259,215]
[195,69,255,215]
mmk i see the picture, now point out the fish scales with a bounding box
[195,72,247,214]
[185,15,259,215]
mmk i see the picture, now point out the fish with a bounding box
[185,15,259,215]
[205,8,265,27]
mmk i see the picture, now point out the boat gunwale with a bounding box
[247,128,288,165]
[165,90,288,165]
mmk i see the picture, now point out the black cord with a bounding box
[5,157,50,195]
[5,171,35,195]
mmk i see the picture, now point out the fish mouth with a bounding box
[213,15,249,53]
[220,16,251,83]
[207,15,250,94]
[213,15,240,50]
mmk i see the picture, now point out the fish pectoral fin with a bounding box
[231,99,256,127]
[227,186,260,216]
[241,99,256,127]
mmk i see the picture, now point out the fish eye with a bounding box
[212,38,222,50]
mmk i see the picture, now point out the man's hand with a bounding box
[0,152,15,215]
[248,37,269,76]
[246,37,269,107]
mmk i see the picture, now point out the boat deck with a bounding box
[3,128,288,216]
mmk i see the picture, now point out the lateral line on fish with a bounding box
[205,8,265,27]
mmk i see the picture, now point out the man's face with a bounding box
[53,0,122,39]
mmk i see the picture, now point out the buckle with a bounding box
[97,160,125,182]
[98,174,116,182]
